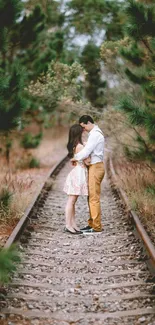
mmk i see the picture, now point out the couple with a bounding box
[63,115,105,234]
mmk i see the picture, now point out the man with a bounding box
[73,115,105,233]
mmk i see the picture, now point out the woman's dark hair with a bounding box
[79,115,94,124]
[67,124,83,158]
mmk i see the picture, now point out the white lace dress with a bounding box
[63,160,88,196]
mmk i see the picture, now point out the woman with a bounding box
[63,124,90,234]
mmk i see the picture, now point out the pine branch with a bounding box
[142,39,154,55]
[120,43,144,66]
[125,68,147,84]
[124,0,155,40]
[116,95,147,126]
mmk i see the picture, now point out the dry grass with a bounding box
[102,107,155,243]
[0,172,34,224]
[0,171,35,246]
[0,126,68,246]
[0,168,50,246]
[114,158,155,243]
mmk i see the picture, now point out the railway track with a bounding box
[0,157,155,325]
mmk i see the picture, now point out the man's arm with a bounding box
[74,134,97,161]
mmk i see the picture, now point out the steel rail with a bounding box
[109,157,155,275]
[1,155,155,323]
[4,155,68,249]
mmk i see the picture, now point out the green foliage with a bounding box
[145,184,155,195]
[0,0,28,134]
[66,0,124,40]
[64,0,126,106]
[100,37,130,68]
[0,62,28,132]
[0,245,20,284]
[116,95,146,126]
[0,0,66,137]
[112,0,155,163]
[0,0,22,30]
[28,61,86,112]
[120,1,155,99]
[124,0,155,40]
[19,5,45,48]
[25,0,64,28]
[119,43,144,66]
[18,5,56,79]
[21,132,42,149]
[80,42,107,107]
[17,2,66,80]
[4,136,13,165]
[29,157,40,168]
[131,198,138,210]
[123,141,154,163]
[0,188,12,209]
[0,0,126,130]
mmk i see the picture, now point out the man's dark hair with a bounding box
[79,115,94,124]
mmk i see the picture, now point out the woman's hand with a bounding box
[70,158,77,166]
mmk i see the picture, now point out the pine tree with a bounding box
[16,1,66,127]
[20,0,65,78]
[0,0,28,130]
[65,0,124,40]
[116,0,155,162]
[80,42,107,107]
[64,0,125,107]
[0,0,29,163]
[0,0,66,163]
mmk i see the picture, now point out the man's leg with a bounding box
[87,167,93,228]
[87,195,93,228]
[88,163,105,231]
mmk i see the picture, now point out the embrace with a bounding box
[63,115,105,234]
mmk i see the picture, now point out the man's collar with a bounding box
[89,124,98,134]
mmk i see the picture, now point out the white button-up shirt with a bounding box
[74,125,104,164]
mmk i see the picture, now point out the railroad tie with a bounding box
[0,160,155,325]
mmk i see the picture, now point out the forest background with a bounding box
[0,0,155,281]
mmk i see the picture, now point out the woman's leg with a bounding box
[71,196,80,230]
[65,195,78,232]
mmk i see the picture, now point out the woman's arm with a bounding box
[75,143,84,154]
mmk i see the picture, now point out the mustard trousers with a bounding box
[88,162,105,231]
